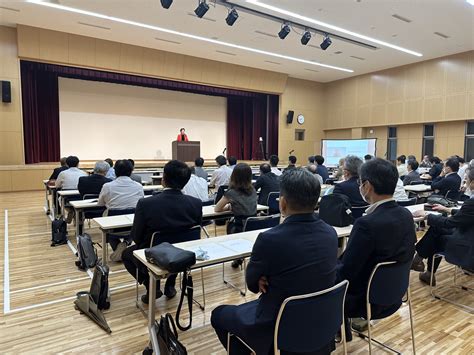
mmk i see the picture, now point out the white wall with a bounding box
[59,78,227,160]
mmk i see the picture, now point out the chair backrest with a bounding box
[243,215,280,232]
[150,225,201,247]
[274,280,349,354]
[409,180,424,185]
[214,185,229,204]
[445,189,461,201]
[83,194,99,200]
[367,260,412,307]
[396,197,417,207]
[266,192,280,214]
[105,208,136,217]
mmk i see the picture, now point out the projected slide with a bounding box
[321,139,377,166]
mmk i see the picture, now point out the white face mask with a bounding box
[359,182,369,203]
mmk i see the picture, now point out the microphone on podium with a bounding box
[289,149,295,155]
[259,136,263,142]
[222,147,227,155]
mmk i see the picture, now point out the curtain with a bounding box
[267,95,279,157]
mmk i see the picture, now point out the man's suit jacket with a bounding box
[254,172,280,205]
[316,165,330,182]
[333,177,366,208]
[131,189,202,249]
[403,170,421,186]
[337,201,416,296]
[77,174,111,197]
[49,166,68,181]
[429,163,443,179]
[432,173,461,198]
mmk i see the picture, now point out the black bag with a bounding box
[155,313,187,355]
[51,218,68,246]
[145,242,196,273]
[427,195,457,208]
[90,260,110,310]
[319,193,354,227]
[75,233,97,270]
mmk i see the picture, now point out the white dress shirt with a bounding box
[397,164,408,177]
[182,174,209,201]
[271,167,282,176]
[97,176,144,210]
[55,167,87,190]
[365,198,395,214]
[393,178,408,201]
[210,165,232,189]
[106,167,116,180]
[458,165,467,182]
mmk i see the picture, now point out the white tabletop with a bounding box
[404,184,432,192]
[404,203,441,221]
[57,190,81,196]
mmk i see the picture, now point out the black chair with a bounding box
[243,214,280,232]
[445,189,462,201]
[214,185,229,227]
[266,192,280,215]
[409,180,424,185]
[396,197,417,207]
[228,280,350,355]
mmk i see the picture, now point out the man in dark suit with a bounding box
[337,158,416,340]
[287,155,297,169]
[315,155,330,182]
[412,168,474,285]
[254,163,279,205]
[48,157,68,181]
[431,157,461,199]
[77,161,111,197]
[403,160,421,186]
[333,155,367,218]
[212,168,338,355]
[122,160,202,303]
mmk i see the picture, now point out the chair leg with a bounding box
[407,287,416,355]
[366,302,372,355]
[340,321,347,355]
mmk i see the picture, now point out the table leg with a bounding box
[101,229,108,265]
[147,272,160,353]
[75,208,81,239]
[44,185,50,215]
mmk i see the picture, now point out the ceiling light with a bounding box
[194,0,209,18]
[320,35,332,50]
[467,0,474,5]
[246,0,422,56]
[225,8,238,26]
[301,30,311,45]
[278,23,290,39]
[160,0,173,9]
[26,0,354,73]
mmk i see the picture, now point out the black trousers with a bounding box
[415,225,453,274]
[122,245,177,291]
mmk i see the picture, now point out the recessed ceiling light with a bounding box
[391,14,412,23]
[155,37,181,45]
[78,22,110,30]
[27,0,354,73]
[215,50,236,56]
[246,0,422,57]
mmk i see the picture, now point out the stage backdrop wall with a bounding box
[59,78,227,160]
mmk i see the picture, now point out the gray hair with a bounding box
[94,161,110,174]
[344,155,363,177]
[469,159,474,169]
[281,168,321,211]
[467,168,474,182]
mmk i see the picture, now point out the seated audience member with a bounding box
[420,155,432,168]
[407,155,416,162]
[457,156,467,181]
[403,160,421,186]
[122,160,202,303]
[333,155,366,215]
[412,168,474,285]
[228,156,238,171]
[78,161,111,197]
[182,167,209,202]
[396,155,408,177]
[364,154,373,162]
[49,157,68,182]
[55,156,87,190]
[105,158,116,179]
[210,155,232,190]
[307,164,324,185]
[335,157,345,180]
[215,163,257,235]
[315,155,330,182]
[254,163,280,205]
[269,154,282,176]
[337,158,416,340]
[393,177,409,201]
[287,155,297,169]
[211,168,338,355]
[308,155,315,165]
[194,157,208,180]
[128,159,142,184]
[425,156,443,179]
[431,157,461,198]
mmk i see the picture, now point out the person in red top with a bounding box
[177,128,189,142]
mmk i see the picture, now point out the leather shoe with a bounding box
[141,289,163,304]
[411,254,425,272]
[231,259,243,269]
[164,286,177,299]
[419,271,436,286]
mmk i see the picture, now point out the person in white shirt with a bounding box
[209,155,232,190]
[182,167,209,202]
[393,177,409,201]
[396,155,408,177]
[55,156,87,190]
[269,154,282,176]
[457,156,467,182]
[105,158,116,180]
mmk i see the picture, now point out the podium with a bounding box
[172,141,201,161]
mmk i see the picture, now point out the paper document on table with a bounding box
[124,215,134,223]
[186,243,235,260]
[220,239,254,254]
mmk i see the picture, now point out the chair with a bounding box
[354,260,416,354]
[214,185,230,228]
[266,192,280,215]
[445,190,461,201]
[105,208,136,246]
[409,180,424,185]
[82,194,104,229]
[228,280,350,355]
[396,197,417,207]
[201,199,215,238]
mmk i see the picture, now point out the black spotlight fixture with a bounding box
[160,0,173,9]
[278,23,291,39]
[320,34,332,50]
[226,8,239,26]
[301,30,311,45]
[194,0,209,18]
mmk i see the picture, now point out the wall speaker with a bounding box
[1,81,11,103]
[286,110,294,124]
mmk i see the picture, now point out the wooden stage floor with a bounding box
[0,191,473,354]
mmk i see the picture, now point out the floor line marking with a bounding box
[3,210,10,314]
[10,275,92,294]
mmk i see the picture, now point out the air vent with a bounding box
[391,14,412,23]
[308,44,322,50]
[0,6,20,12]
[155,37,181,45]
[78,22,111,30]
[254,30,278,38]
[211,36,219,40]
[350,55,365,60]
[187,12,216,22]
[305,68,319,73]
[434,32,449,39]
[334,51,343,54]
[216,50,236,56]
[264,60,281,65]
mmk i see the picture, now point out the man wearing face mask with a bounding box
[412,168,474,285]
[336,158,417,341]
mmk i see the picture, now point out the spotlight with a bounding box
[301,30,311,45]
[160,0,173,9]
[278,23,290,39]
[194,0,209,18]
[225,8,239,26]
[320,35,332,50]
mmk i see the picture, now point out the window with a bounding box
[295,129,305,141]
[465,121,474,161]
[387,126,397,161]
[422,124,435,158]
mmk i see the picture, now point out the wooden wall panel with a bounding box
[39,28,68,63]
[68,34,96,67]
[95,39,121,70]
[324,129,352,139]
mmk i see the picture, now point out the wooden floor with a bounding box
[0,191,473,354]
